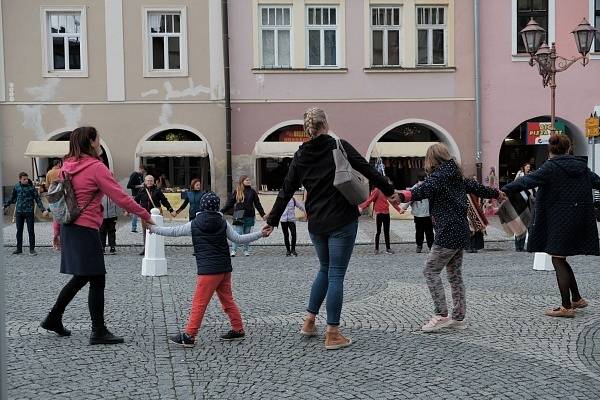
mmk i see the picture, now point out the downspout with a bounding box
[222,0,233,196]
[474,0,483,182]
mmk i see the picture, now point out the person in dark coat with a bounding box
[398,144,500,332]
[126,165,146,232]
[266,107,399,350]
[221,175,266,257]
[502,134,600,318]
[135,174,176,255]
[176,178,206,221]
[149,192,271,346]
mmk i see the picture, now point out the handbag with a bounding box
[232,204,245,226]
[332,139,369,205]
[146,188,163,216]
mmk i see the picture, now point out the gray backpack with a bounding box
[332,139,369,205]
[46,171,97,224]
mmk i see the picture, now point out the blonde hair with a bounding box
[424,143,458,174]
[303,107,328,138]
[235,175,249,203]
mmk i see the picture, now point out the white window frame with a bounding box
[512,0,555,61]
[590,0,600,56]
[415,6,448,67]
[40,6,88,78]
[142,6,188,77]
[259,6,293,68]
[370,6,402,67]
[306,6,340,68]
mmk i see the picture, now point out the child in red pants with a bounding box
[150,191,271,346]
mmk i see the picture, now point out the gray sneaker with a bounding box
[447,319,467,330]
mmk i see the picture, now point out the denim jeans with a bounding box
[15,212,35,251]
[307,220,358,326]
[231,217,254,253]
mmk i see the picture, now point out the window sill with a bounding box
[511,54,532,62]
[364,67,456,73]
[143,70,189,78]
[252,68,348,74]
[589,53,600,60]
[43,70,88,78]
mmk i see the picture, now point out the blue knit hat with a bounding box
[199,191,220,212]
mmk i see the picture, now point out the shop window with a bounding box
[594,0,600,52]
[41,7,88,77]
[260,6,292,68]
[307,6,338,67]
[371,7,401,67]
[416,6,447,66]
[515,0,548,54]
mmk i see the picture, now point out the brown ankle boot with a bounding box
[325,330,352,350]
[300,319,317,336]
[572,298,588,309]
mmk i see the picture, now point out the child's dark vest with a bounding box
[191,212,232,275]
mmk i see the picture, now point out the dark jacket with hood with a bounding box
[191,212,232,274]
[221,186,265,219]
[134,185,174,213]
[267,134,395,234]
[503,155,600,256]
[406,159,499,250]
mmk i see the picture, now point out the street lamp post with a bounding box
[520,18,598,133]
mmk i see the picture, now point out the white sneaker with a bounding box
[244,251,250,257]
[421,315,452,332]
[447,319,467,330]
[230,250,236,257]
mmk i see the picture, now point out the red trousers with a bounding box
[185,272,243,337]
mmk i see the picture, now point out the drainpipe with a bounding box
[474,0,483,183]
[222,0,233,196]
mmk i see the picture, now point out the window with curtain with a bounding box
[47,12,82,71]
[148,12,183,70]
[259,7,292,68]
[307,6,338,67]
[416,6,447,66]
[371,7,401,67]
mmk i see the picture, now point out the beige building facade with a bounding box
[0,0,227,198]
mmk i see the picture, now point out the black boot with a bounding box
[89,326,124,345]
[40,313,71,336]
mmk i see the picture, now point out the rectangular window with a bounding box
[416,6,447,66]
[371,7,401,67]
[307,6,338,67]
[595,0,600,51]
[259,6,292,68]
[516,0,548,54]
[46,11,84,73]
[144,8,188,76]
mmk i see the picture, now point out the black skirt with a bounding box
[60,224,105,276]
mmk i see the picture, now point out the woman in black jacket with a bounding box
[134,174,176,255]
[267,107,398,350]
[502,134,600,318]
[221,175,266,257]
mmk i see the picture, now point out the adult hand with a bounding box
[394,190,406,203]
[52,235,60,250]
[42,210,49,217]
[123,211,129,217]
[498,191,508,202]
[170,210,177,218]
[387,193,400,206]
[261,224,274,237]
[358,207,363,213]
[262,212,270,222]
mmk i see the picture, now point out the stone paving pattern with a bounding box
[5,239,600,399]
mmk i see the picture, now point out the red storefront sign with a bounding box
[526,121,565,145]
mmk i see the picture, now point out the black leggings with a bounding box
[375,213,391,251]
[51,275,106,328]
[281,221,297,252]
[414,216,434,248]
[551,257,582,308]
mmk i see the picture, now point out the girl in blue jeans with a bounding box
[266,108,398,350]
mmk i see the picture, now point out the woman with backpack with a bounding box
[40,126,154,345]
[266,107,398,350]
[175,178,206,221]
[221,175,266,257]
[502,134,600,318]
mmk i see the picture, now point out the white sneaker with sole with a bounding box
[244,251,250,257]
[421,315,452,332]
[230,250,236,257]
[447,319,467,330]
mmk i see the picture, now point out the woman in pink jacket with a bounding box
[40,127,153,345]
[359,177,402,254]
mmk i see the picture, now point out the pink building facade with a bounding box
[229,0,478,193]
[480,0,600,187]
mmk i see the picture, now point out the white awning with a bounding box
[370,142,438,158]
[137,141,208,157]
[24,141,69,158]
[254,142,302,158]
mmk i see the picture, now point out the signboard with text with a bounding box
[586,116,600,138]
[526,121,565,145]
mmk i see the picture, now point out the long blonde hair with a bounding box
[235,175,248,203]
[303,107,328,138]
[424,143,458,174]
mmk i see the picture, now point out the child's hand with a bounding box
[170,210,177,217]
[261,224,274,237]
[42,210,49,217]
[358,207,363,213]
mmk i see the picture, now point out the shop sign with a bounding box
[526,121,565,145]
[279,127,310,142]
[586,116,600,138]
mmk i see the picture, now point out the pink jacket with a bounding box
[359,188,401,214]
[53,155,151,235]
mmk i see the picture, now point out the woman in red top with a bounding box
[359,177,402,254]
[40,127,154,345]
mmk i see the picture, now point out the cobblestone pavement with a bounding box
[5,241,600,399]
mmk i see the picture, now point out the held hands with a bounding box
[261,224,274,237]
[170,210,177,218]
[387,193,401,206]
[42,210,49,217]
[498,191,508,202]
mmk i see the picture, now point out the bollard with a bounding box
[533,252,554,271]
[142,208,167,276]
